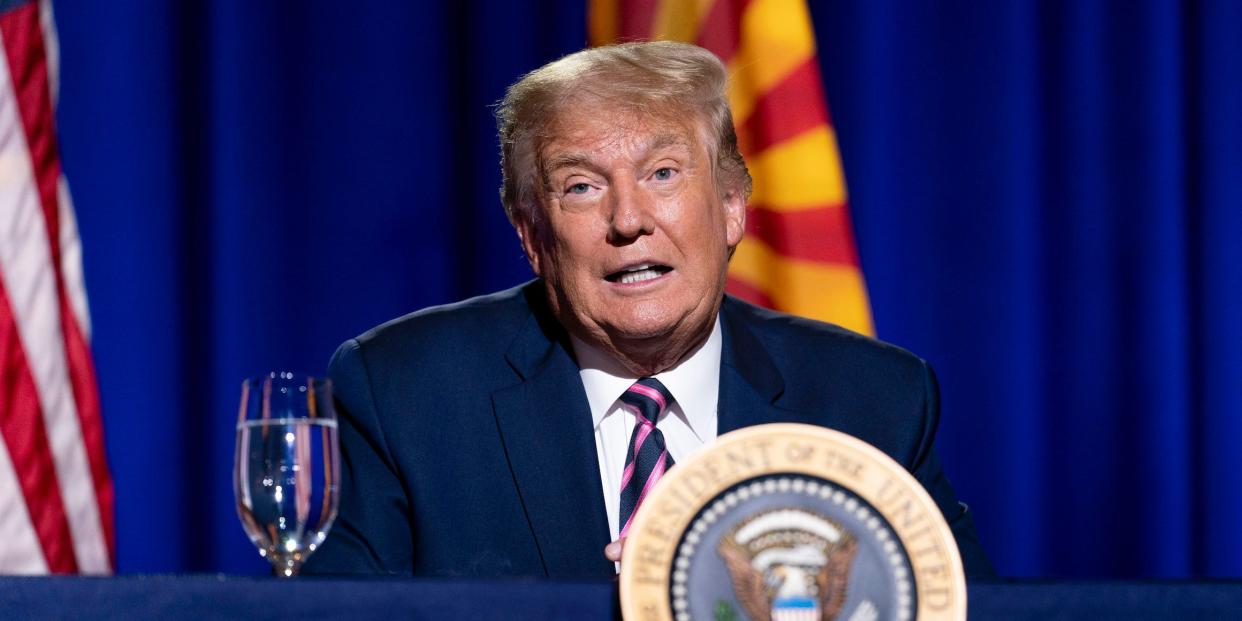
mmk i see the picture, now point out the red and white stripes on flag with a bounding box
[0,0,113,574]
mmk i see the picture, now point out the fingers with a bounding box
[604,538,626,563]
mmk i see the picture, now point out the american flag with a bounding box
[0,0,112,574]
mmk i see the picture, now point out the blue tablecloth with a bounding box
[3,575,1242,620]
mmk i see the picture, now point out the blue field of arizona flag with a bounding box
[0,0,113,574]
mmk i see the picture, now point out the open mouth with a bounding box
[605,263,673,285]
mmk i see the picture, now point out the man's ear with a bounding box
[722,187,746,248]
[515,213,543,277]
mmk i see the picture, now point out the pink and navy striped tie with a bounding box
[618,377,675,538]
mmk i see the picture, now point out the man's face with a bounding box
[518,104,745,368]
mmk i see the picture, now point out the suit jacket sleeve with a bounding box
[301,338,414,575]
[912,361,996,580]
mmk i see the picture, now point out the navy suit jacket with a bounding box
[304,281,994,579]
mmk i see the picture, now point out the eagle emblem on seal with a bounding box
[717,508,860,621]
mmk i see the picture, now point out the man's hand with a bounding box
[604,538,626,564]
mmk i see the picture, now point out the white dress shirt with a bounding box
[570,317,722,544]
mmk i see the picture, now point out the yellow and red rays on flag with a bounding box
[590,0,874,335]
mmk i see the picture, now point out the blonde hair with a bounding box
[496,41,752,229]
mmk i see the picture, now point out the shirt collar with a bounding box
[571,317,722,438]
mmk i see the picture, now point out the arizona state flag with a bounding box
[590,0,874,335]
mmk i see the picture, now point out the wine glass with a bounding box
[234,372,340,577]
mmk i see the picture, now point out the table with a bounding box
[3,575,1241,620]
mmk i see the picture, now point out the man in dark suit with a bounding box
[305,41,993,579]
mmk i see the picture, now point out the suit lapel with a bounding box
[718,298,822,432]
[490,292,818,579]
[490,289,614,579]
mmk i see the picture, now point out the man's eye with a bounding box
[567,183,591,195]
[653,168,675,181]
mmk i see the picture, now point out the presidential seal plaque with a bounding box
[619,423,966,621]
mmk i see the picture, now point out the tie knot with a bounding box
[620,377,674,425]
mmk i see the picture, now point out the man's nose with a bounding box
[606,181,656,243]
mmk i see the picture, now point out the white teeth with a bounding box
[619,269,662,284]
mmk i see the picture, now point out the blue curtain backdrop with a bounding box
[50,1,1240,577]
